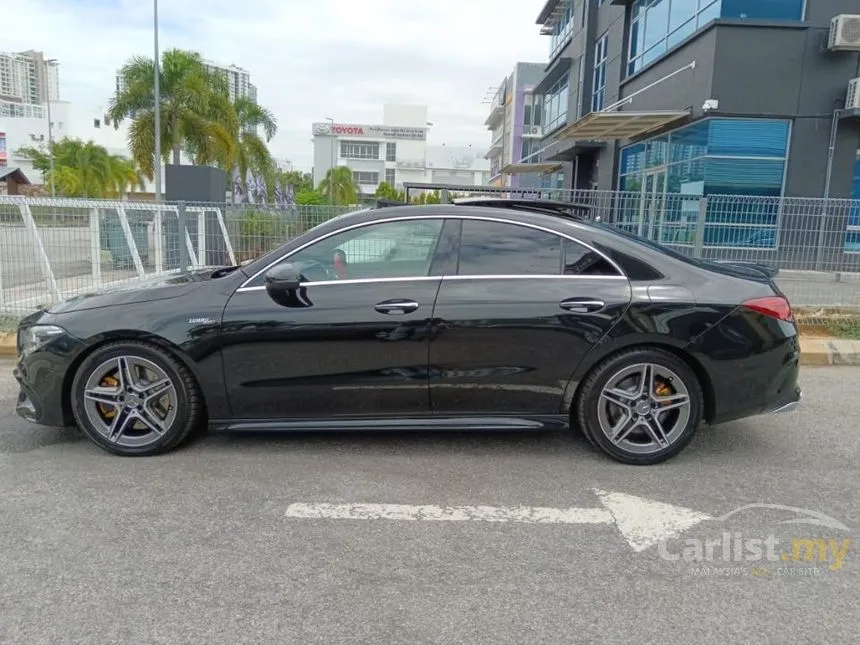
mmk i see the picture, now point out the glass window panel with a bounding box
[667,17,696,48]
[620,143,646,176]
[703,225,776,248]
[697,0,720,27]
[845,230,860,253]
[707,119,789,157]
[666,160,705,194]
[643,0,670,51]
[669,120,710,163]
[669,0,699,31]
[720,0,804,20]
[629,19,645,63]
[645,137,668,167]
[642,44,664,68]
[704,158,785,196]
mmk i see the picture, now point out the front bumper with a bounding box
[14,362,70,427]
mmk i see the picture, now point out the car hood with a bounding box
[47,266,240,314]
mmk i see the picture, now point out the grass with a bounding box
[825,318,860,340]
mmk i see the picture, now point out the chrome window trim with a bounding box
[237,213,625,290]
[235,273,627,293]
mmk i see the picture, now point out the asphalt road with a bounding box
[1,360,858,644]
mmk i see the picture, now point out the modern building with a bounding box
[312,104,432,195]
[115,59,257,103]
[483,62,545,188]
[525,0,860,251]
[0,50,59,106]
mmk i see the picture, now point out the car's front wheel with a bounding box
[575,348,703,465]
[70,341,202,456]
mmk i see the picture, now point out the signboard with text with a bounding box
[312,122,427,141]
[0,131,7,166]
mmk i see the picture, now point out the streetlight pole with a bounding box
[325,116,334,203]
[43,58,57,197]
[153,0,162,201]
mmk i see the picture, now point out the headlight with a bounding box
[17,325,66,358]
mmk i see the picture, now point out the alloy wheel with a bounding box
[81,355,178,448]
[596,362,691,456]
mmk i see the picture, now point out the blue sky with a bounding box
[8,0,548,171]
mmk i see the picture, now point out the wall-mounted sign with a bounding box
[313,122,427,141]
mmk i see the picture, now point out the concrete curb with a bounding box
[1,330,859,365]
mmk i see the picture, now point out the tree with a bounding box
[374,181,404,202]
[277,169,313,194]
[225,96,278,191]
[109,48,237,179]
[295,190,327,205]
[16,138,144,198]
[318,166,359,205]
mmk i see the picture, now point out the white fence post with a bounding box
[0,224,5,311]
[19,204,60,302]
[89,208,102,290]
[153,208,164,273]
[197,209,206,266]
[115,205,145,278]
[214,207,236,265]
[184,228,198,267]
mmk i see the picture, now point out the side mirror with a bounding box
[264,263,301,294]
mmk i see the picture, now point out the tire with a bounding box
[575,347,703,465]
[70,341,203,456]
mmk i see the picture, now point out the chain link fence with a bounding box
[1,191,859,333]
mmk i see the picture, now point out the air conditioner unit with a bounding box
[847,78,860,110]
[828,14,860,51]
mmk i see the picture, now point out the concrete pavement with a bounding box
[1,360,858,644]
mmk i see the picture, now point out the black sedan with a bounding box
[13,199,801,464]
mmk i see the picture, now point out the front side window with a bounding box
[271,219,445,284]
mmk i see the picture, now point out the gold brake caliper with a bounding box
[99,374,119,419]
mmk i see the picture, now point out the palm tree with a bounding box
[109,156,146,197]
[318,166,359,205]
[109,49,237,179]
[45,139,115,198]
[224,96,278,198]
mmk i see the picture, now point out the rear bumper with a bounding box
[763,386,802,414]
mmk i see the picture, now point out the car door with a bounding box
[220,217,456,420]
[428,217,632,415]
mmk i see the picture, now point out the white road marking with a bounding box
[593,489,713,552]
[285,502,612,524]
[284,490,715,552]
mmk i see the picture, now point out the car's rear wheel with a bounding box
[575,348,703,465]
[70,341,202,456]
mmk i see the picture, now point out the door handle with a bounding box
[559,297,606,313]
[374,299,420,315]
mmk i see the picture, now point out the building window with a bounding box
[386,142,397,162]
[592,33,608,113]
[385,168,396,185]
[543,75,570,133]
[549,1,575,59]
[618,118,790,249]
[353,171,380,185]
[340,141,379,160]
[628,0,804,76]
[523,94,543,128]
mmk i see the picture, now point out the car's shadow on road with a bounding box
[193,419,765,464]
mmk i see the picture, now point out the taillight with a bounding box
[742,296,794,322]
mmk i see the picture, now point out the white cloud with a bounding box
[7,0,549,170]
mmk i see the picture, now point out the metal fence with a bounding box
[1,191,859,327]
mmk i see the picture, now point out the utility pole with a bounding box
[325,116,335,203]
[153,0,162,201]
[43,58,57,197]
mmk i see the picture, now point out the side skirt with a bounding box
[208,414,570,433]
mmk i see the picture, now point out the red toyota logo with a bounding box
[331,125,364,135]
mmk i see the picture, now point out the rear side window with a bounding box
[458,221,562,275]
[563,239,622,276]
